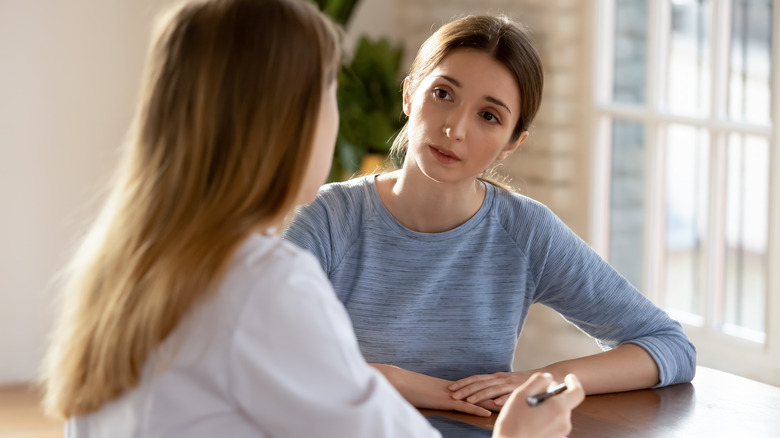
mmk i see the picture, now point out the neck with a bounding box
[376,166,485,233]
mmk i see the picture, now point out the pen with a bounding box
[526,382,568,407]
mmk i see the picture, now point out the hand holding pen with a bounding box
[494,373,585,438]
[527,381,569,407]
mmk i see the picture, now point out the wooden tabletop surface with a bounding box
[420,366,780,437]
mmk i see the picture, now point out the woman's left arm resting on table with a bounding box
[529,210,697,391]
[452,225,697,407]
[451,294,697,407]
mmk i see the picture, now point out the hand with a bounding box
[493,373,584,438]
[449,370,534,408]
[370,364,492,417]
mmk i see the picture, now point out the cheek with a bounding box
[408,101,436,137]
[481,123,514,145]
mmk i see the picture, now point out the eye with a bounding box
[433,88,452,100]
[481,111,500,124]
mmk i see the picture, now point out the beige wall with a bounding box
[0,0,166,384]
[0,0,594,384]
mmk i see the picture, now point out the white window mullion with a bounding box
[767,0,780,376]
[593,116,613,257]
[707,130,728,331]
[651,0,670,112]
[595,103,772,135]
[711,0,731,120]
[704,0,732,333]
[589,0,616,257]
[596,0,616,105]
[645,0,666,301]
[647,120,664,301]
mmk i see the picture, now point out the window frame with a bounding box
[589,0,780,384]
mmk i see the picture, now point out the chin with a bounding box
[417,165,452,185]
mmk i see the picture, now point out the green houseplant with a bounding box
[310,0,405,181]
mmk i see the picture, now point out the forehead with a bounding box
[425,48,520,110]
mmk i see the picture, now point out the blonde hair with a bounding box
[40,0,340,419]
[391,15,543,189]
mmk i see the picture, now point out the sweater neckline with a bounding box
[364,175,494,240]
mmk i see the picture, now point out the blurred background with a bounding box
[1,0,778,407]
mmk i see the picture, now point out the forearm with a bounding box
[536,344,660,395]
[369,363,494,416]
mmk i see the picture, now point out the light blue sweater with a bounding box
[283,176,696,387]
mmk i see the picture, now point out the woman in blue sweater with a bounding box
[284,14,696,416]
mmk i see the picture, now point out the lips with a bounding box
[429,145,460,164]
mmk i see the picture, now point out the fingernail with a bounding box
[496,398,504,405]
[467,396,476,402]
[453,392,462,399]
[449,384,457,390]
[542,372,553,380]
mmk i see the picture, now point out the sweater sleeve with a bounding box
[525,204,696,387]
[283,187,339,273]
[283,182,363,275]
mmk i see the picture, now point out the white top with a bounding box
[66,234,440,438]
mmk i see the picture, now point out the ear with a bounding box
[402,76,412,116]
[497,131,529,161]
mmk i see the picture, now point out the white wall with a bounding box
[0,0,167,384]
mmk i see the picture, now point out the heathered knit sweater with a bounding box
[284,176,696,386]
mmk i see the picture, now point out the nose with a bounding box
[442,108,468,141]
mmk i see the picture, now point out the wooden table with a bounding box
[420,366,780,437]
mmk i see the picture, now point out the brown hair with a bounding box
[40,0,340,419]
[391,15,543,179]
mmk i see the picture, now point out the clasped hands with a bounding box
[371,364,539,417]
[449,370,536,413]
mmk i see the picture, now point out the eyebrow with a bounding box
[439,75,513,115]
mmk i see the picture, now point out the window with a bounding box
[592,0,779,384]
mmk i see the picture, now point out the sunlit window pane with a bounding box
[612,0,648,104]
[609,119,646,289]
[722,133,768,340]
[662,125,709,319]
[666,0,712,116]
[728,0,773,124]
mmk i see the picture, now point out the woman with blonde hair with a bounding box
[40,0,583,436]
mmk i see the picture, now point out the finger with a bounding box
[477,398,503,412]
[495,372,552,410]
[452,373,517,403]
[448,374,494,391]
[451,377,506,400]
[560,374,585,409]
[465,384,516,404]
[493,394,509,406]
[542,396,575,437]
[452,400,493,417]
[518,372,554,396]
[501,372,553,407]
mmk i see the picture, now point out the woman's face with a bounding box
[299,80,338,204]
[402,48,528,185]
